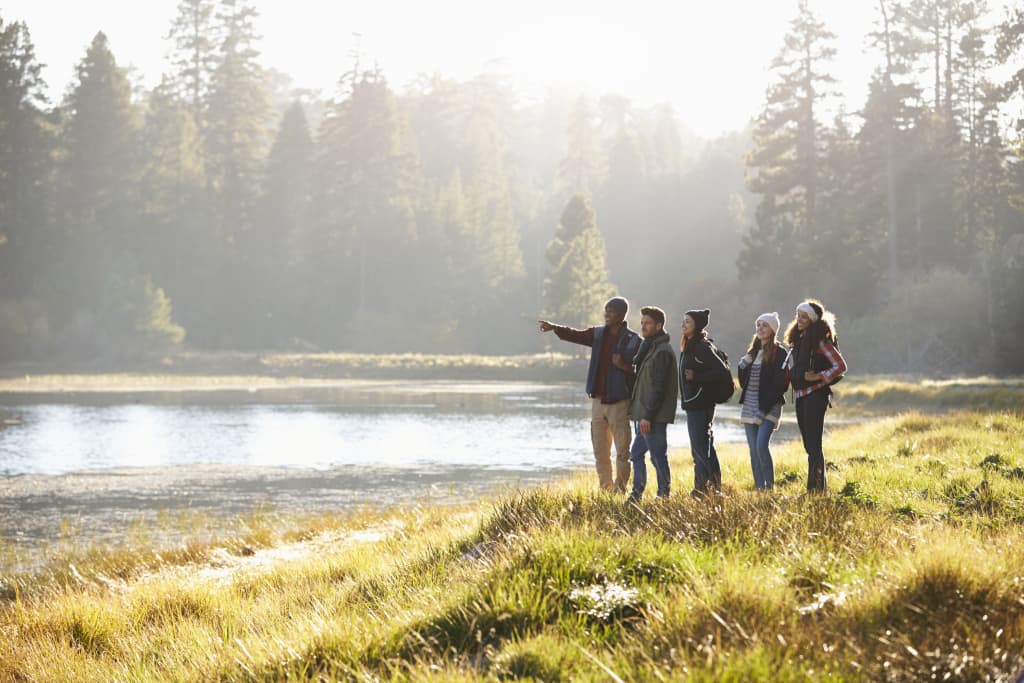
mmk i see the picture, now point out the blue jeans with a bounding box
[744,421,775,490]
[629,421,670,499]
[686,408,721,494]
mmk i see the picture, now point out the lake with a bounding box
[0,380,783,554]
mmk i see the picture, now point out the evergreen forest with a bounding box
[1,0,1023,374]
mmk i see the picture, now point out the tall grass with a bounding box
[833,375,1024,413]
[2,410,1023,681]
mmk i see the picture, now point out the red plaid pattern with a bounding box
[793,340,847,399]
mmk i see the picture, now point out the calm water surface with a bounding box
[0,381,780,552]
[0,382,761,475]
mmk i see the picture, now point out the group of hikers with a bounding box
[538,296,847,501]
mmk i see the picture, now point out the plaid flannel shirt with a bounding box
[792,340,846,400]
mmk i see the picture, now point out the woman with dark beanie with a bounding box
[785,300,847,492]
[678,308,731,498]
[737,312,789,490]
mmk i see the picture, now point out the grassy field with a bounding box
[1,382,1023,681]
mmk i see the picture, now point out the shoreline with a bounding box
[0,461,577,569]
[0,375,571,395]
[4,408,1023,681]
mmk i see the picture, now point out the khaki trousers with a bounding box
[590,398,632,492]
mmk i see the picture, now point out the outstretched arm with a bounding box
[538,321,595,347]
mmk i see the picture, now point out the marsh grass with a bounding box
[6,364,1021,411]
[0,351,583,387]
[2,409,1023,681]
[834,375,1024,413]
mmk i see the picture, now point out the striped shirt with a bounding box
[740,351,783,425]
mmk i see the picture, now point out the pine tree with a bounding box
[402,74,528,343]
[56,33,184,355]
[205,0,271,238]
[56,31,140,319]
[423,168,482,338]
[249,100,313,346]
[165,0,217,123]
[202,0,272,345]
[993,4,1024,203]
[990,4,1024,371]
[458,75,525,290]
[139,76,209,341]
[0,16,52,356]
[741,0,838,289]
[596,106,647,298]
[868,0,927,285]
[818,112,884,315]
[141,77,205,217]
[952,3,1002,252]
[543,193,614,328]
[891,0,988,269]
[0,17,49,300]
[313,70,420,344]
[60,32,139,237]
[558,96,603,199]
[994,6,1024,121]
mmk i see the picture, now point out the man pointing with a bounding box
[539,297,641,493]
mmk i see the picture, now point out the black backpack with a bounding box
[705,340,735,404]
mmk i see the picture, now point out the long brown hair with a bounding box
[785,299,837,358]
[746,335,778,364]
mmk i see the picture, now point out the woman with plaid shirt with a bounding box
[785,300,847,492]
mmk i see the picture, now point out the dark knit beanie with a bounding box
[605,297,629,317]
[685,308,710,332]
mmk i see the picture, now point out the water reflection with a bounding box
[0,382,793,551]
[0,383,770,476]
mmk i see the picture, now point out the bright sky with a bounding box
[1,0,880,138]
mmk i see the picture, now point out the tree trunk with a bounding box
[879,0,901,292]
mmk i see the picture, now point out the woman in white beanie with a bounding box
[785,299,847,492]
[737,312,790,490]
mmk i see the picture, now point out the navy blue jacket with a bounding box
[585,325,641,401]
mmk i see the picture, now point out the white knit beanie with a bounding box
[796,302,821,322]
[756,312,780,334]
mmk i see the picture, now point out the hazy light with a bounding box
[3,0,876,137]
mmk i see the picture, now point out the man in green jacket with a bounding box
[627,306,679,502]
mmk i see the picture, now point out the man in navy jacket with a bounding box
[539,297,641,492]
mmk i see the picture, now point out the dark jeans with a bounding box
[795,388,830,492]
[629,421,670,499]
[686,407,721,494]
